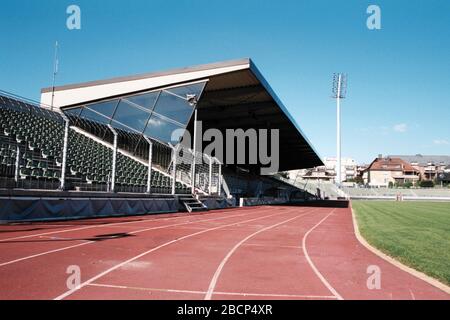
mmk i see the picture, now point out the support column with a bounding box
[217,158,222,197]
[14,146,20,183]
[191,109,198,194]
[208,155,213,195]
[144,136,153,194]
[60,118,70,190]
[108,125,118,193]
[172,145,177,195]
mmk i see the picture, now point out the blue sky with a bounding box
[0,0,449,164]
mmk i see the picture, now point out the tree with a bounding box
[354,176,364,185]
[419,180,435,188]
[404,181,413,189]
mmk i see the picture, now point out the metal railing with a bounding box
[167,144,222,196]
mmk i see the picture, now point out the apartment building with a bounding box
[388,155,450,181]
[364,156,420,187]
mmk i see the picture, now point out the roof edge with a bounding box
[41,58,251,94]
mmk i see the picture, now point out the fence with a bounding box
[168,144,222,196]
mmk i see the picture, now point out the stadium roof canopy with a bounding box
[41,58,323,171]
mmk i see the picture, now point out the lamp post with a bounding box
[332,73,347,186]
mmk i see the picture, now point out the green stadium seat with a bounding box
[1,102,190,193]
[19,167,31,179]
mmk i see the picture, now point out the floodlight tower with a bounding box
[332,73,347,186]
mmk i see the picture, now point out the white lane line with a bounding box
[0,242,92,267]
[87,283,337,299]
[0,220,168,243]
[0,225,98,242]
[204,209,317,300]
[215,291,338,299]
[0,210,220,243]
[302,208,344,300]
[0,209,267,268]
[124,208,275,236]
[6,224,77,228]
[242,243,302,250]
[54,210,293,300]
[88,283,205,295]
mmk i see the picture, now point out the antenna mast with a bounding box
[51,41,59,111]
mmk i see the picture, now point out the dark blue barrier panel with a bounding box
[0,197,178,223]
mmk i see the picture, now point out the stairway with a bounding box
[180,195,208,213]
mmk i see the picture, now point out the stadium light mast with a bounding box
[50,41,59,111]
[332,73,347,186]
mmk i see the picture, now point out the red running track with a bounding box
[0,206,448,300]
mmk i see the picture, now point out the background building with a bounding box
[323,157,358,182]
[364,155,420,187]
[286,157,357,185]
[388,155,450,181]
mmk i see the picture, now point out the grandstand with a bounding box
[274,173,450,202]
[274,174,346,200]
[0,95,188,194]
[0,59,323,222]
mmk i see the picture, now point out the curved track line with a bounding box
[204,208,318,300]
[0,208,269,268]
[54,210,293,300]
[302,208,343,300]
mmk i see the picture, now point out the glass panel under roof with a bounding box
[62,80,207,145]
[80,107,110,125]
[113,100,150,132]
[124,92,159,111]
[144,113,185,144]
[166,81,206,99]
[86,100,119,118]
[64,107,82,117]
[152,91,194,125]
[110,120,141,135]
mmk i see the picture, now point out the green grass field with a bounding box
[352,201,450,285]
